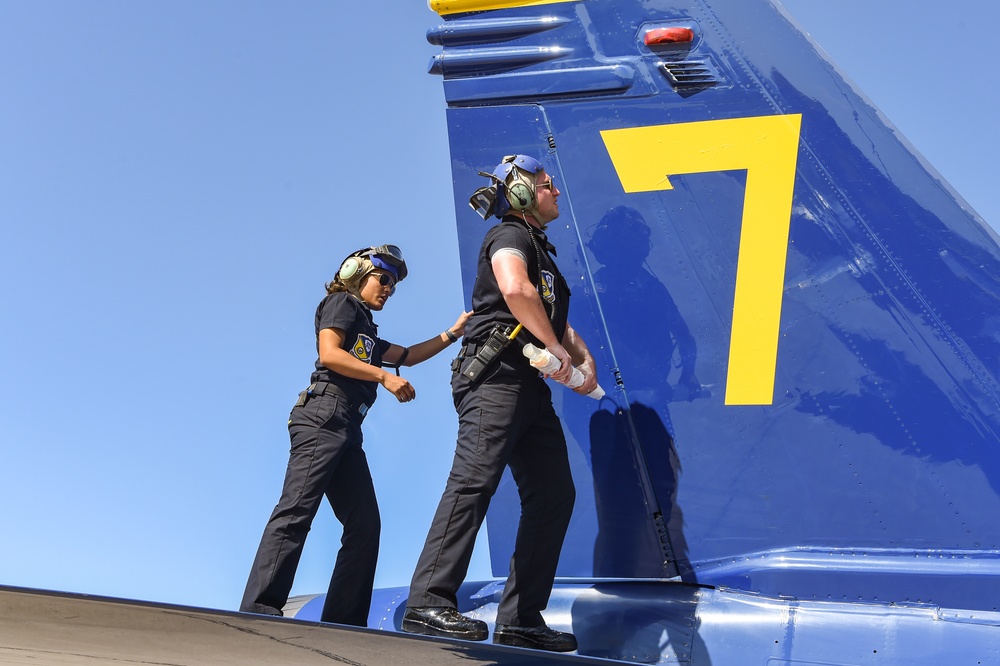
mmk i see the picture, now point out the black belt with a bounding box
[460,340,526,362]
[297,382,370,418]
[456,338,538,380]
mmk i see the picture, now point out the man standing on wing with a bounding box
[403,155,598,653]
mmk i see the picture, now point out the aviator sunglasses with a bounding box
[371,271,397,295]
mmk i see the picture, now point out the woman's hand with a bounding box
[381,372,415,403]
[449,310,472,338]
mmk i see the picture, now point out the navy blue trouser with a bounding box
[241,389,380,626]
[408,358,576,627]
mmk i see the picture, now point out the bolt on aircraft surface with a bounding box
[4,0,1000,664]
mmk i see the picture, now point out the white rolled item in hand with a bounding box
[522,343,605,400]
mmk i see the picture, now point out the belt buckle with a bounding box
[358,403,369,418]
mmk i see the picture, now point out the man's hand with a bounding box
[572,360,600,396]
[545,343,573,383]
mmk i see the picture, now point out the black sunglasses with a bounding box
[375,273,395,287]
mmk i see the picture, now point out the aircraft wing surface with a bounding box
[0,585,617,666]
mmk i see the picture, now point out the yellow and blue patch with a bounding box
[352,334,376,363]
[540,269,556,304]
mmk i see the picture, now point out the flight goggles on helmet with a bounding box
[367,244,407,282]
[348,244,408,282]
[468,154,544,220]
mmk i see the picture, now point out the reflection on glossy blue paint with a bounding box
[419,0,1000,661]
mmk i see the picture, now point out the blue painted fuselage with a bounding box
[301,1,1000,662]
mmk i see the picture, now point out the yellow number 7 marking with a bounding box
[600,114,802,406]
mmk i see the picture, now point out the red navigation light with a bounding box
[643,27,695,46]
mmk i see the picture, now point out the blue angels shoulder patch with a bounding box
[352,334,376,363]
[540,270,556,304]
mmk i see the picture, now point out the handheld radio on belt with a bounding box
[461,323,523,382]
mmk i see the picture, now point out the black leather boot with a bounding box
[401,606,489,641]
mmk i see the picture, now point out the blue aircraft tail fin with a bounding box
[428,0,1000,613]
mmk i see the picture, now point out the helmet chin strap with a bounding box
[524,172,548,229]
[519,206,546,230]
[340,277,364,303]
[341,265,372,306]
[347,287,371,308]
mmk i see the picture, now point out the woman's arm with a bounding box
[319,328,415,402]
[382,310,472,366]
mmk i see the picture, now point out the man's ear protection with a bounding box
[468,155,545,220]
[506,169,536,211]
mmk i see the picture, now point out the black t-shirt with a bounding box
[464,216,571,349]
[310,291,391,407]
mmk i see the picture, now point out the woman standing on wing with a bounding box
[241,244,470,626]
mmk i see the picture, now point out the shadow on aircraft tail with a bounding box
[300,0,1000,663]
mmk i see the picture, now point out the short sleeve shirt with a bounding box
[310,292,391,407]
[463,216,571,348]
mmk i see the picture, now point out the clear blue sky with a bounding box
[1,1,996,612]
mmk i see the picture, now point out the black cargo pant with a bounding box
[408,357,576,627]
[241,384,379,626]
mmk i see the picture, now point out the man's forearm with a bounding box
[503,287,560,348]
[562,325,594,369]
